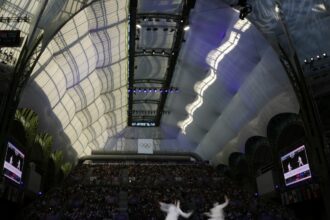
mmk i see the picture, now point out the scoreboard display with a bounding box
[0,30,21,47]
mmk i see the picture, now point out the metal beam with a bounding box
[128,0,138,125]
[131,115,156,120]
[132,99,160,105]
[128,1,195,126]
[133,79,165,84]
[155,0,196,125]
[134,52,171,58]
[136,13,181,21]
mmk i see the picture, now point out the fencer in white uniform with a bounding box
[160,200,193,220]
[204,195,229,220]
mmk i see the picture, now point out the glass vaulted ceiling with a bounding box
[14,0,308,165]
[20,0,129,158]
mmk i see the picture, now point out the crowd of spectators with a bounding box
[88,164,122,186]
[20,162,297,220]
[21,164,120,220]
[126,164,297,220]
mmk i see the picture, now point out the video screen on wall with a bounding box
[3,141,24,184]
[280,145,311,186]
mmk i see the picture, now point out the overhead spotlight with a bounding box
[143,49,146,54]
[162,50,165,55]
[172,51,175,55]
[304,59,308,64]
[136,24,142,29]
[180,19,184,23]
[183,25,190,31]
[274,3,280,14]
[316,55,320,60]
[152,50,155,55]
[143,16,147,21]
[310,57,314,61]
[323,53,327,57]
[144,89,147,93]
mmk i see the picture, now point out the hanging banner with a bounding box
[138,139,154,154]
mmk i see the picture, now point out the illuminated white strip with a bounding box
[178,20,250,134]
[312,3,326,12]
[4,161,22,178]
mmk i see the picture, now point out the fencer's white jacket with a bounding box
[205,198,229,220]
[160,202,192,220]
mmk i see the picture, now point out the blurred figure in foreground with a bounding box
[160,200,193,220]
[205,195,229,220]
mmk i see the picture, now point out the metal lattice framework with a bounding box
[128,0,196,127]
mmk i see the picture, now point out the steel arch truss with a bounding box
[128,0,195,127]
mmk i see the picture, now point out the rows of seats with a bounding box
[21,164,120,220]
[21,162,297,220]
[126,164,296,220]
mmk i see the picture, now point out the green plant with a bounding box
[15,108,39,147]
[51,150,63,170]
[35,132,53,158]
[61,162,72,177]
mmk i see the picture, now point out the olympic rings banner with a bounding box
[138,139,154,154]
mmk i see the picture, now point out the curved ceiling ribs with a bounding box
[19,0,129,158]
[10,0,311,164]
[128,0,196,127]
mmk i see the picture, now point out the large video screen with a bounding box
[280,145,311,186]
[3,141,24,184]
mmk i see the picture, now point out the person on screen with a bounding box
[288,162,292,171]
[159,200,193,220]
[204,195,229,220]
[298,156,304,166]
